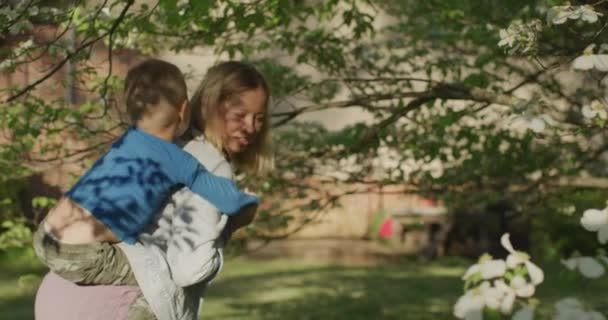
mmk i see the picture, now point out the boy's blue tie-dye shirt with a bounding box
[66,127,258,244]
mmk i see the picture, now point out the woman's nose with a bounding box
[242,117,255,134]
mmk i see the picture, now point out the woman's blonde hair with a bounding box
[189,61,273,175]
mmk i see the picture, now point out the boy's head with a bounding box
[124,59,189,132]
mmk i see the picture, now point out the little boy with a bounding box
[33,59,258,285]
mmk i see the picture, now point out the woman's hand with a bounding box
[227,203,258,233]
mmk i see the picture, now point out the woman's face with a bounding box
[221,87,267,155]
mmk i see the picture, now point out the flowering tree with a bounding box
[454,2,608,319]
[2,0,608,251]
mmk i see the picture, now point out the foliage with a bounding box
[0,179,25,220]
[531,188,606,259]
[3,1,608,253]
[454,1,608,319]
[0,219,32,251]
[0,178,30,250]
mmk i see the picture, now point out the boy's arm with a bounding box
[174,153,259,215]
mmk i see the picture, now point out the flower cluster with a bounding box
[547,5,602,25]
[581,101,608,122]
[500,4,602,54]
[455,205,608,319]
[453,234,543,320]
[498,19,542,54]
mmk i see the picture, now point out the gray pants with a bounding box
[33,226,156,319]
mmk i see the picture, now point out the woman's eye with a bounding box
[229,112,245,119]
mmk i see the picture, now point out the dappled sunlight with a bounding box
[202,258,467,319]
[1,249,607,319]
[0,249,47,320]
[414,264,467,277]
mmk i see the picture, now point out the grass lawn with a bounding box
[1,248,607,319]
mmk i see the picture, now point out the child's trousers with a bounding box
[33,225,137,285]
[33,225,156,319]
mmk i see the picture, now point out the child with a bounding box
[33,59,258,285]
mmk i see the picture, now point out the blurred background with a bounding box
[1,0,608,319]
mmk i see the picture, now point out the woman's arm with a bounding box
[225,203,258,236]
[165,187,228,287]
[164,144,235,287]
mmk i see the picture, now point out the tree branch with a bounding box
[3,0,134,103]
[1,0,36,36]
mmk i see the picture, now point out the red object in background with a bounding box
[419,197,438,207]
[378,218,393,238]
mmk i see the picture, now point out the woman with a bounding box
[35,61,272,320]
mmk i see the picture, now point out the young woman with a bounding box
[34,61,272,320]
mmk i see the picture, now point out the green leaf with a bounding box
[463,73,490,88]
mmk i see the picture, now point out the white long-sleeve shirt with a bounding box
[118,135,233,320]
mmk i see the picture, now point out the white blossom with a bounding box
[579,5,603,23]
[526,170,543,182]
[548,5,603,25]
[512,306,535,320]
[501,233,544,285]
[454,282,504,320]
[548,5,574,25]
[561,205,576,216]
[28,6,39,16]
[554,298,606,320]
[509,275,535,298]
[494,279,516,314]
[499,28,517,48]
[528,117,546,133]
[0,58,16,71]
[581,208,608,244]
[426,158,444,179]
[499,140,510,154]
[462,257,507,280]
[573,55,608,71]
[555,298,584,319]
[453,289,484,320]
[581,101,608,120]
[562,256,606,279]
[510,115,546,133]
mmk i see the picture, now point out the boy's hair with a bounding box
[189,61,273,175]
[124,59,188,126]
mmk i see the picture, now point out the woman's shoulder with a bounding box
[181,136,233,179]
